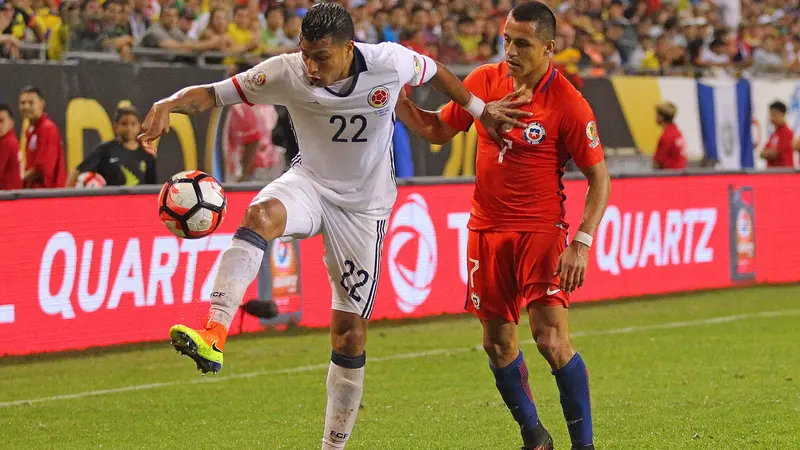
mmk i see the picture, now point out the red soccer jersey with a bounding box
[765,124,795,168]
[654,123,687,169]
[25,113,66,189]
[440,62,604,233]
[0,129,22,190]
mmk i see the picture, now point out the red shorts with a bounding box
[465,230,570,324]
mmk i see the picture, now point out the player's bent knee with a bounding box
[241,199,287,241]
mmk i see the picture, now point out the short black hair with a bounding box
[0,104,11,117]
[301,2,354,44]
[509,1,556,41]
[20,85,44,99]
[114,105,139,123]
[103,0,123,10]
[233,4,247,14]
[770,101,787,114]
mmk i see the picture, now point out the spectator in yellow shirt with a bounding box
[225,4,257,65]
[455,16,481,59]
[47,0,79,60]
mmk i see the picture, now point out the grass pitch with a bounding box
[1,285,799,449]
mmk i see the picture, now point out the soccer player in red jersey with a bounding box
[396,3,610,449]
[760,101,796,168]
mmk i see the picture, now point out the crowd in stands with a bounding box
[0,0,799,74]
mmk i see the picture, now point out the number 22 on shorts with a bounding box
[499,139,512,163]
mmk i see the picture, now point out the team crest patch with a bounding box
[413,56,421,75]
[252,72,266,85]
[368,86,390,108]
[471,292,481,310]
[524,122,546,145]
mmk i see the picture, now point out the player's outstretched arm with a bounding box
[395,88,459,145]
[138,85,217,154]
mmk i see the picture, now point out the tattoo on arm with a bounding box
[171,86,217,115]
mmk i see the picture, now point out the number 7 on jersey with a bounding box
[499,138,512,163]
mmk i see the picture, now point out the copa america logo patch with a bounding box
[252,72,266,85]
[524,121,546,145]
[368,86,390,108]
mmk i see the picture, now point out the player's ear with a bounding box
[544,39,556,57]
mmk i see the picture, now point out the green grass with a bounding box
[2,285,800,449]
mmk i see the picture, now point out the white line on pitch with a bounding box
[1,308,799,408]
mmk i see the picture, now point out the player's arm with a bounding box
[392,44,526,145]
[138,56,286,154]
[760,139,778,160]
[395,88,460,145]
[555,102,610,293]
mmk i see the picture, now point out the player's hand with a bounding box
[554,242,590,293]
[138,101,172,155]
[479,86,532,146]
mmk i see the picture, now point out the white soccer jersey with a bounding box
[215,42,434,217]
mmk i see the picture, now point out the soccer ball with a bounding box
[75,172,107,188]
[158,170,227,239]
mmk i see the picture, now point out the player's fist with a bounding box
[138,102,172,155]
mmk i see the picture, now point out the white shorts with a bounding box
[251,169,388,319]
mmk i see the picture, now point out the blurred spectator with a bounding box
[225,4,257,63]
[140,3,224,53]
[98,0,134,61]
[68,105,156,186]
[381,5,405,42]
[435,17,461,64]
[178,7,196,36]
[33,0,61,39]
[0,0,23,58]
[751,35,785,73]
[3,0,44,43]
[455,16,480,60]
[187,0,225,40]
[129,0,153,43]
[260,7,294,54]
[352,4,377,44]
[19,86,65,189]
[653,102,687,170]
[760,101,795,168]
[0,104,22,191]
[282,13,300,47]
[47,0,79,60]
[70,0,105,52]
[222,64,285,183]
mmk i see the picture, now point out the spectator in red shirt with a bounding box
[653,101,687,170]
[0,104,22,190]
[760,101,796,168]
[19,86,66,189]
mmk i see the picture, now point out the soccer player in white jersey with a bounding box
[137,3,519,449]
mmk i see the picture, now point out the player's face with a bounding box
[769,108,784,126]
[114,114,141,143]
[299,36,354,88]
[19,92,45,121]
[0,111,13,137]
[502,17,555,78]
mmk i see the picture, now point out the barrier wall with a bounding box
[1,172,798,356]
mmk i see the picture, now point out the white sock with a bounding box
[321,354,366,450]
[208,228,267,330]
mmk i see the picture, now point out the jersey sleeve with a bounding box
[439,66,489,132]
[560,98,604,170]
[213,55,288,106]
[389,43,437,87]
